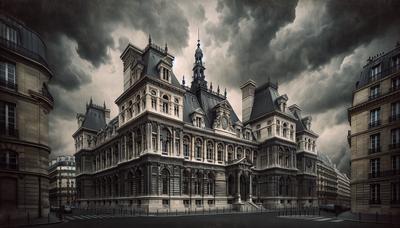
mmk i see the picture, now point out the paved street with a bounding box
[34,213,396,228]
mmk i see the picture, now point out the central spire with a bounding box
[191,34,207,90]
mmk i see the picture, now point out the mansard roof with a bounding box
[290,107,318,137]
[80,102,107,132]
[249,82,295,122]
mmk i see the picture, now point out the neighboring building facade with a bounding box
[48,156,76,209]
[316,153,338,206]
[73,38,319,212]
[0,15,53,219]
[348,42,400,214]
[335,167,351,209]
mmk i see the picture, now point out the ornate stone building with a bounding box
[348,43,400,214]
[0,15,53,219]
[74,38,318,212]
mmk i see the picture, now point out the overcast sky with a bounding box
[3,0,400,174]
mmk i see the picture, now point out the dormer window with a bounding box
[195,117,202,127]
[162,95,169,114]
[162,68,170,81]
[370,64,381,81]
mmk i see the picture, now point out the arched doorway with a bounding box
[240,174,248,201]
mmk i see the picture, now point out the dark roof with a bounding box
[81,104,107,131]
[249,82,295,122]
[356,44,400,89]
[182,87,239,128]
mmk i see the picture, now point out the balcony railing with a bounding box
[368,147,381,154]
[0,37,49,69]
[369,199,381,205]
[389,114,400,122]
[368,170,400,179]
[368,92,381,100]
[0,128,18,138]
[389,143,400,150]
[367,63,400,84]
[368,120,381,128]
[0,78,17,91]
[389,84,400,92]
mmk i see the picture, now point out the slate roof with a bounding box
[249,82,295,122]
[81,104,107,131]
[356,44,400,89]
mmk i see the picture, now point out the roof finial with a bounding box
[90,96,93,105]
[224,88,227,98]
[103,101,106,109]
[165,42,168,52]
[197,27,200,48]
[182,75,185,86]
[210,82,213,91]
[149,34,152,44]
[217,85,220,94]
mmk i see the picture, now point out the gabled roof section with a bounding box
[249,82,295,122]
[289,105,318,137]
[79,101,108,132]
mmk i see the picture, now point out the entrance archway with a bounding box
[240,175,248,201]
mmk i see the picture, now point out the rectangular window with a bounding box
[174,105,179,117]
[162,199,169,207]
[369,108,380,128]
[369,133,380,153]
[370,64,381,81]
[392,55,400,71]
[392,182,400,203]
[391,77,400,91]
[0,23,18,44]
[195,200,202,207]
[370,184,380,204]
[370,158,380,177]
[0,62,16,90]
[0,101,16,137]
[151,98,157,110]
[195,117,202,127]
[392,155,400,171]
[369,84,380,100]
[391,102,400,122]
[391,129,400,147]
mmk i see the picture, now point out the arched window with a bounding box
[135,95,141,113]
[127,171,134,196]
[237,147,243,159]
[135,129,142,155]
[227,145,234,161]
[151,90,157,110]
[152,124,158,151]
[206,173,214,195]
[183,136,191,158]
[283,123,288,138]
[245,149,251,160]
[290,125,294,139]
[0,150,18,170]
[162,95,169,114]
[135,169,142,195]
[161,128,171,155]
[161,168,170,195]
[217,144,224,162]
[194,172,203,195]
[276,120,280,136]
[278,177,284,196]
[206,141,214,161]
[195,138,202,160]
[183,170,190,195]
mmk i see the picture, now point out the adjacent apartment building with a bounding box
[73,38,319,212]
[48,156,76,209]
[0,15,54,219]
[348,42,400,214]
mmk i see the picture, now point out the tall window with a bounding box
[227,146,233,161]
[206,141,213,161]
[161,169,170,195]
[162,95,169,114]
[237,148,243,159]
[392,182,400,204]
[183,170,190,195]
[391,102,400,122]
[392,155,400,172]
[370,158,380,178]
[276,120,280,136]
[183,136,190,158]
[369,108,380,128]
[194,173,202,195]
[206,173,214,195]
[391,129,400,148]
[195,138,202,160]
[256,124,261,139]
[392,55,400,71]
[162,68,170,81]
[370,64,381,81]
[151,90,157,110]
[370,184,380,204]
[391,77,400,91]
[195,117,202,127]
[0,62,16,90]
[127,100,133,118]
[369,84,380,99]
[161,128,171,155]
[135,95,141,113]
[0,101,16,137]
[369,133,380,153]
[174,98,179,117]
[217,144,223,163]
[152,125,157,151]
[0,150,18,170]
[0,23,18,44]
[283,123,288,138]
[290,125,294,140]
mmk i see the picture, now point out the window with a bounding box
[160,128,171,155]
[194,173,202,195]
[370,64,381,81]
[183,171,190,195]
[276,120,280,136]
[392,55,400,71]
[290,125,294,140]
[369,133,380,154]
[162,95,169,114]
[195,117,202,128]
[195,138,202,160]
[162,68,170,81]
[206,141,213,161]
[391,77,400,91]
[283,123,288,138]
[174,104,179,117]
[245,131,250,140]
[369,108,380,128]
[370,158,380,178]
[0,150,18,170]
[237,148,243,159]
[369,84,380,100]
[392,155,400,171]
[162,199,169,206]
[183,136,190,158]
[227,146,233,161]
[195,200,202,207]
[0,62,16,90]
[392,182,400,204]
[0,23,18,44]
[152,126,157,151]
[135,95,141,113]
[370,184,380,204]
[206,173,214,195]
[390,102,400,122]
[217,144,223,162]
[161,169,170,195]
[391,129,400,148]
[0,101,16,137]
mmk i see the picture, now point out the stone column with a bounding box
[180,131,184,158]
[191,136,195,160]
[157,125,161,154]
[214,141,217,163]
[248,174,253,202]
[225,144,228,163]
[203,138,207,161]
[124,135,127,161]
[147,123,152,152]
[172,128,176,156]
[236,171,241,203]
[131,131,135,158]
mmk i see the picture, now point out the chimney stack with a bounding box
[240,79,256,123]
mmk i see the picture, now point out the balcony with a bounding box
[368,147,381,154]
[389,114,400,122]
[389,84,400,92]
[368,92,381,101]
[368,170,400,179]
[0,128,18,138]
[369,199,381,205]
[389,143,400,150]
[368,120,381,128]
[0,78,17,91]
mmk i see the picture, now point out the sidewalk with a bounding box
[0,213,62,228]
[337,211,400,225]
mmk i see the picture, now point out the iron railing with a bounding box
[368,120,381,128]
[0,78,17,91]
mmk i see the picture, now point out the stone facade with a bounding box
[74,38,319,212]
[0,15,53,219]
[48,156,76,209]
[348,43,400,214]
